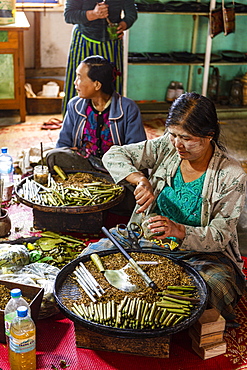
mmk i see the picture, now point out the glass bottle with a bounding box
[166,81,176,102]
[175,82,184,99]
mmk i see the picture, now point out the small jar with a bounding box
[107,23,118,40]
[33,165,49,185]
[0,208,11,237]
[141,213,163,240]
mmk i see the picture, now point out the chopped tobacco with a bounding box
[62,253,195,310]
[0,284,32,310]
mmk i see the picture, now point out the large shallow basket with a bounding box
[14,171,125,214]
[54,249,208,339]
[14,171,125,233]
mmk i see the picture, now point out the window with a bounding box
[16,0,63,9]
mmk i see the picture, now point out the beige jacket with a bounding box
[103,133,247,271]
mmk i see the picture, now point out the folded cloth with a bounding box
[41,118,63,130]
[41,123,62,130]
[43,118,63,126]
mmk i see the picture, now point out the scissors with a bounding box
[116,222,143,250]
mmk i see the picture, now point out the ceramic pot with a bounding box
[0,208,11,237]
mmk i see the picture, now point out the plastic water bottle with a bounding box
[9,306,36,370]
[0,147,14,202]
[4,288,31,344]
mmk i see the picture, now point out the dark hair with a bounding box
[82,55,115,95]
[165,92,225,151]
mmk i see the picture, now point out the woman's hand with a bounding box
[134,178,155,213]
[147,214,186,240]
[87,2,109,21]
[117,21,127,39]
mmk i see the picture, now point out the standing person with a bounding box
[46,55,147,215]
[101,92,247,322]
[62,0,138,116]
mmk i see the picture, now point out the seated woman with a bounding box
[98,92,246,322]
[46,55,146,173]
[46,55,147,215]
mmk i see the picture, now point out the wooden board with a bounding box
[189,326,224,347]
[74,323,170,358]
[193,308,225,336]
[33,208,106,233]
[0,280,44,343]
[25,78,64,114]
[192,339,227,360]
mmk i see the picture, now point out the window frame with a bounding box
[16,0,63,9]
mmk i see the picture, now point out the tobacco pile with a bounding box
[17,172,124,207]
[53,172,109,187]
[0,284,32,310]
[61,253,201,329]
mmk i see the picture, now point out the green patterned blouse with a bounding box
[154,166,206,226]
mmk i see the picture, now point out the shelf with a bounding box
[138,11,208,15]
[124,2,247,101]
[137,11,247,16]
[136,101,247,119]
[128,61,247,66]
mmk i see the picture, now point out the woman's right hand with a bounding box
[134,178,155,213]
[92,2,109,20]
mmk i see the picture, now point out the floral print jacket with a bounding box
[103,133,247,271]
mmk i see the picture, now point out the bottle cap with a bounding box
[1,147,8,154]
[17,306,28,317]
[10,288,22,298]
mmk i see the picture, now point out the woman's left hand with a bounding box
[147,214,186,240]
[117,21,127,39]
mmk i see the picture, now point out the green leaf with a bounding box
[36,237,63,251]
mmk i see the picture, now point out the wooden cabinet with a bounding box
[0,12,30,122]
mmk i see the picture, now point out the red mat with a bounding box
[1,203,247,369]
[0,291,247,370]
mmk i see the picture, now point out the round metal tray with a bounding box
[54,249,208,339]
[221,50,246,62]
[14,171,125,214]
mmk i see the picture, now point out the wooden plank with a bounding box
[188,326,224,347]
[192,339,227,360]
[74,323,170,358]
[25,67,66,78]
[0,280,43,343]
[33,208,106,234]
[193,308,225,336]
[18,31,26,122]
[34,12,41,70]
[0,12,30,30]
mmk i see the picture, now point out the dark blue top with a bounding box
[64,0,138,42]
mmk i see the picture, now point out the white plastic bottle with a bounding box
[4,288,31,344]
[9,306,36,370]
[0,147,14,202]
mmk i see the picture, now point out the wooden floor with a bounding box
[0,110,246,257]
[2,110,246,169]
